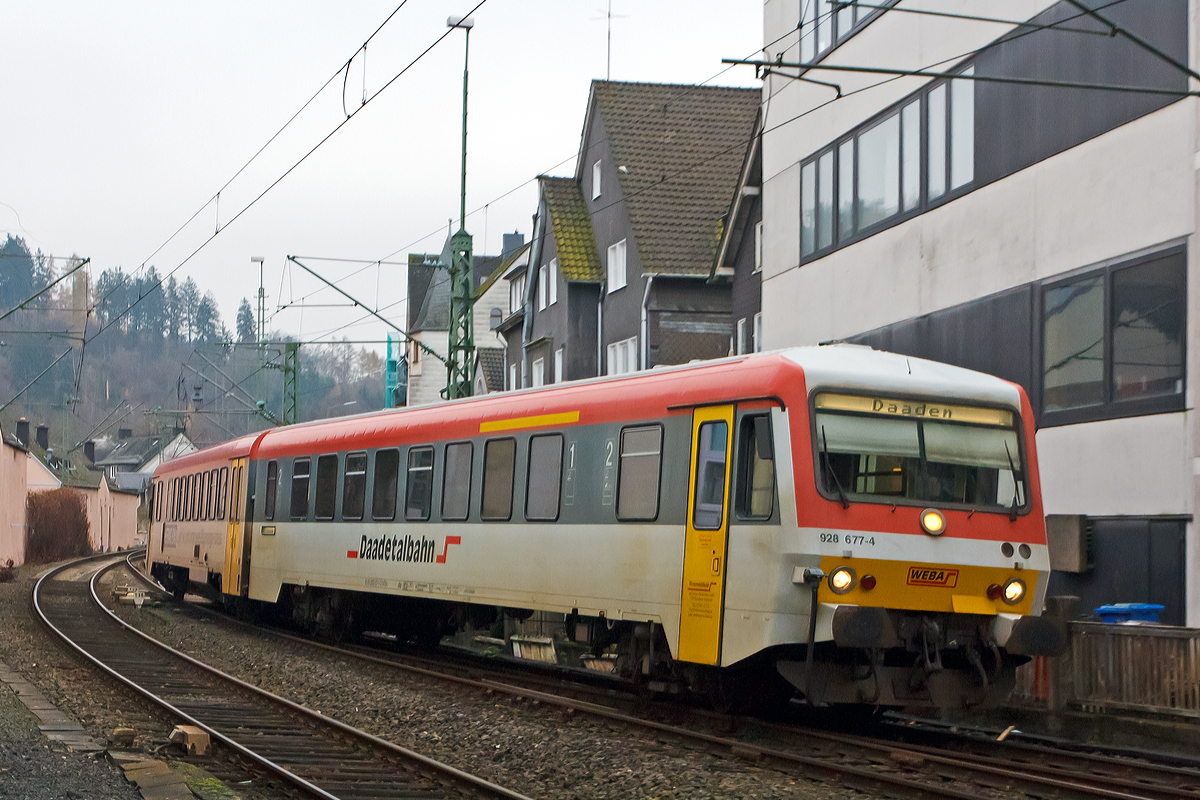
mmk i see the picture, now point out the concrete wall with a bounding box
[0,442,27,566]
[760,0,1200,622]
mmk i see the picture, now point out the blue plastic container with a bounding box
[1094,603,1164,624]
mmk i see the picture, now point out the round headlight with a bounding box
[920,508,946,536]
[1002,578,1026,605]
[828,566,856,594]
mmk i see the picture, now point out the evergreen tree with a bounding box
[0,235,36,311]
[179,277,200,341]
[165,276,180,342]
[194,291,221,344]
[139,267,165,345]
[236,298,255,343]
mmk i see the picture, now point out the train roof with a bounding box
[155,345,1026,470]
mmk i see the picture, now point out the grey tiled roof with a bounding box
[475,347,505,391]
[589,81,760,277]
[412,252,502,333]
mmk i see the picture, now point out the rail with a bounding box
[1012,621,1200,718]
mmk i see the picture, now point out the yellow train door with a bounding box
[223,458,249,597]
[678,404,735,665]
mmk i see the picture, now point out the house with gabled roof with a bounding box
[505,80,760,386]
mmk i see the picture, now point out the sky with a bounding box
[2,1,763,352]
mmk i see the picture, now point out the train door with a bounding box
[678,404,734,665]
[223,458,250,597]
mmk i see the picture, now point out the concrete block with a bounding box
[169,724,211,756]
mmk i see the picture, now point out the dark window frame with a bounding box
[1039,245,1187,427]
[404,446,435,521]
[801,0,899,65]
[314,453,339,521]
[692,420,730,531]
[264,460,278,521]
[798,62,975,267]
[615,424,664,522]
[290,457,311,521]
[441,441,473,522]
[481,437,517,522]
[525,433,564,522]
[372,448,401,521]
[735,413,777,521]
[342,451,368,521]
[808,389,1031,516]
[217,466,229,519]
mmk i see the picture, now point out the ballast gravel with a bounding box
[106,567,876,800]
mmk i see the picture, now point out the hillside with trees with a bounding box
[0,234,385,452]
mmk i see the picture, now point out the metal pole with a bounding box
[445,16,475,400]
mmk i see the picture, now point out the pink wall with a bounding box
[0,443,28,566]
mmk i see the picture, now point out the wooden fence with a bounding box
[1011,622,1200,717]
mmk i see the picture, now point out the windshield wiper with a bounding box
[1004,441,1023,521]
[820,426,850,509]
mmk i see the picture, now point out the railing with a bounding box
[1011,622,1200,718]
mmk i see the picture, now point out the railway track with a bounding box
[34,554,532,800]
[115,555,1200,800]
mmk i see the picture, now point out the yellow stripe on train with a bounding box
[817,556,1038,616]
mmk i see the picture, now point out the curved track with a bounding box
[115,555,1200,800]
[34,553,532,800]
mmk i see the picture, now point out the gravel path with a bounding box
[108,565,877,800]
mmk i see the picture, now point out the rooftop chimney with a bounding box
[84,440,96,463]
[36,423,48,451]
[502,231,525,260]
[16,418,29,447]
[118,428,133,440]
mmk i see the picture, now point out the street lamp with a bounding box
[445,15,475,400]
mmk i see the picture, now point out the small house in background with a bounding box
[710,108,763,356]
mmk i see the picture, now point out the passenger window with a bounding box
[156,481,164,522]
[206,470,216,520]
[187,474,195,521]
[343,452,367,521]
[405,447,434,521]
[693,421,729,530]
[315,454,338,520]
[526,434,563,521]
[264,461,278,521]
[481,438,516,521]
[441,443,472,521]
[617,426,662,520]
[217,466,229,519]
[172,478,179,521]
[291,458,311,520]
[372,449,400,520]
[737,415,776,518]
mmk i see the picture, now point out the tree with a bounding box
[139,267,165,345]
[164,276,180,343]
[0,235,36,312]
[194,291,221,344]
[179,277,200,341]
[236,298,255,343]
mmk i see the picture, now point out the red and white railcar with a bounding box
[148,344,1061,708]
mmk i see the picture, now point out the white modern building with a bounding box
[759,0,1197,623]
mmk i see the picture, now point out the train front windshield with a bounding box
[813,393,1026,512]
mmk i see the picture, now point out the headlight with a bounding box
[828,566,856,594]
[920,508,946,536]
[1002,578,1026,605]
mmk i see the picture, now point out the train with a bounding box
[147,344,1063,709]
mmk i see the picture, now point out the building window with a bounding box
[404,447,434,521]
[617,425,662,520]
[372,448,399,521]
[509,273,526,314]
[607,335,638,375]
[554,347,564,383]
[1042,248,1186,423]
[799,67,973,262]
[532,357,545,387]
[481,438,516,521]
[607,239,626,291]
[343,452,367,521]
[754,221,763,272]
[525,434,563,521]
[441,442,472,521]
[548,258,557,305]
[736,318,747,355]
[754,313,763,353]
[290,457,310,520]
[538,268,547,311]
[592,160,602,199]
[801,0,896,64]
[509,363,517,391]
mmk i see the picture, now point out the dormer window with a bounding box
[592,160,602,200]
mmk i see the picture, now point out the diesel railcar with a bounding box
[148,344,1062,708]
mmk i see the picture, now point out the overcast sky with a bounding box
[2,1,762,351]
